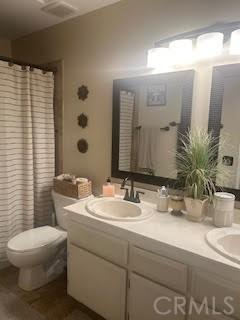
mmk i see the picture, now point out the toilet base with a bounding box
[18,254,66,291]
[19,265,47,291]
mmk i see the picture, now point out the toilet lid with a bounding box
[7,226,64,252]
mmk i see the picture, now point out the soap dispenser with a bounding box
[157,186,170,212]
[102,177,115,197]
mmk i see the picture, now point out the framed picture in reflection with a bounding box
[147,84,167,106]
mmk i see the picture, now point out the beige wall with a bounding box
[0,37,11,57]
[11,0,240,192]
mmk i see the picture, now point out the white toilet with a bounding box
[7,190,86,291]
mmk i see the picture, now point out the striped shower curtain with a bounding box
[0,60,55,266]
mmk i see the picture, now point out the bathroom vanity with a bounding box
[65,197,240,320]
[64,62,240,319]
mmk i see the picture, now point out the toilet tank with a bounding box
[52,190,83,230]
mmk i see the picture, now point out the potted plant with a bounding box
[176,128,221,222]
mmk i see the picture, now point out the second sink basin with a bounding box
[86,197,154,221]
[206,227,240,264]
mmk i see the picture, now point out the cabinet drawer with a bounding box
[188,303,233,319]
[129,273,186,320]
[130,246,188,294]
[68,220,128,266]
[191,269,240,319]
[68,244,126,320]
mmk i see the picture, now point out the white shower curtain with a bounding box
[0,60,55,266]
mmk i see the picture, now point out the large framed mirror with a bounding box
[208,63,240,200]
[112,70,195,187]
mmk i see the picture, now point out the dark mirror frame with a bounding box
[208,63,240,201]
[111,70,195,187]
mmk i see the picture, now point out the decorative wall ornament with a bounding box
[77,139,88,153]
[78,113,88,128]
[78,85,89,100]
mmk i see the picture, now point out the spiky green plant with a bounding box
[176,129,223,200]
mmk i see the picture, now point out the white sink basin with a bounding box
[86,197,154,221]
[206,227,240,264]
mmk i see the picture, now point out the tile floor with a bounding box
[0,266,104,320]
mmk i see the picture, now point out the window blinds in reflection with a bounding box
[119,91,135,171]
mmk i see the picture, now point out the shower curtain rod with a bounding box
[0,55,57,73]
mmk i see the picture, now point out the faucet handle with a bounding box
[121,177,129,189]
[135,191,145,203]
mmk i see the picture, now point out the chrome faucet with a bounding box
[120,177,145,203]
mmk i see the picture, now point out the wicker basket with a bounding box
[53,178,92,199]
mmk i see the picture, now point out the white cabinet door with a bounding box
[68,220,128,266]
[191,269,240,319]
[68,244,126,320]
[129,273,186,320]
[130,246,187,294]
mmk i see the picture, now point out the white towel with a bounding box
[155,127,178,179]
[138,127,159,172]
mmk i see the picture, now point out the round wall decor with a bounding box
[78,113,88,128]
[77,139,88,153]
[78,85,89,100]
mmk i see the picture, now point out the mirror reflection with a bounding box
[116,71,194,183]
[209,64,240,190]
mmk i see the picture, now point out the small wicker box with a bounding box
[53,178,92,199]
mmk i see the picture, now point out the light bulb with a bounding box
[169,39,193,65]
[230,29,240,55]
[196,32,223,59]
[147,47,172,69]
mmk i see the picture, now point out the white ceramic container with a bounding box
[213,192,235,227]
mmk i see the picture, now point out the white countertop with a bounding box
[65,195,240,279]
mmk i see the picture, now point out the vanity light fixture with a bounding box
[169,39,193,65]
[196,32,224,59]
[148,22,240,69]
[230,29,240,55]
[147,47,172,69]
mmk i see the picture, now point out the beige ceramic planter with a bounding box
[184,197,209,222]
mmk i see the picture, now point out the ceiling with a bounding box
[0,0,121,40]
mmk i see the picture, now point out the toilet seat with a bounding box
[7,226,67,253]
